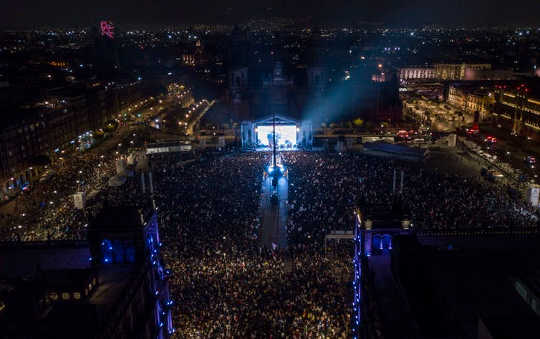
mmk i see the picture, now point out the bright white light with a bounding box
[257,125,297,147]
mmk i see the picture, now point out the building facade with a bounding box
[399,67,436,81]
[447,84,495,121]
[0,81,156,198]
[399,64,492,81]
[0,206,173,338]
[435,63,492,81]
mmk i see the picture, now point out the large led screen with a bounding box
[257,125,297,147]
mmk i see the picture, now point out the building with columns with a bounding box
[399,67,436,81]
[399,64,492,81]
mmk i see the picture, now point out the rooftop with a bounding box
[89,206,147,230]
[0,241,90,280]
[395,239,540,339]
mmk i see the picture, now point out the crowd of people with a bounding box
[2,143,538,337]
[151,152,351,338]
[0,151,118,241]
[0,125,156,242]
[282,151,538,243]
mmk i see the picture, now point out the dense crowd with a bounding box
[0,125,156,241]
[152,152,351,338]
[282,151,538,241]
[2,145,538,337]
[0,152,118,241]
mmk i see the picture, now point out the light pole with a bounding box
[273,111,277,169]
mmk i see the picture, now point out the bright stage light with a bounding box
[257,125,297,147]
[268,164,284,174]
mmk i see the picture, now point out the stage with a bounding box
[240,114,312,149]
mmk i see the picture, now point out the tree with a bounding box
[353,118,364,127]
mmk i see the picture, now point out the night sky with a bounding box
[2,0,539,27]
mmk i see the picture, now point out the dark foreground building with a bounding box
[0,205,173,338]
[354,205,540,339]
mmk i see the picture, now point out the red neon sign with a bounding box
[100,21,114,39]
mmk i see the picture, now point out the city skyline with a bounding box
[2,0,540,27]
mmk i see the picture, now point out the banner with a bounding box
[73,192,86,209]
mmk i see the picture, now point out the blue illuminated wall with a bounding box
[144,213,175,338]
[90,210,175,338]
[352,215,362,338]
[98,239,136,264]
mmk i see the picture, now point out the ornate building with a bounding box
[399,64,493,81]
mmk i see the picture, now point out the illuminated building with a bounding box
[399,67,435,81]
[400,64,492,81]
[435,63,492,80]
[49,60,69,68]
[0,205,173,338]
[353,206,413,338]
[492,84,540,138]
[447,83,495,121]
[88,206,173,338]
[181,54,195,66]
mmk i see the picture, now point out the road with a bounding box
[259,173,289,250]
[186,100,216,135]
